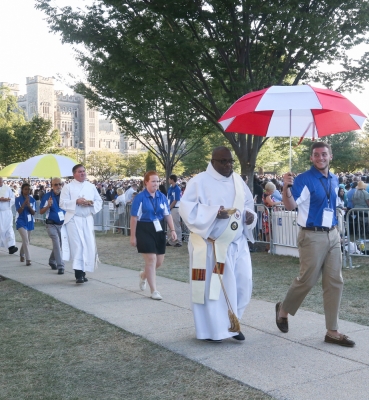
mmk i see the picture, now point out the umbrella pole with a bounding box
[289,109,292,171]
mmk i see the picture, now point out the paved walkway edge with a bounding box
[1,245,369,400]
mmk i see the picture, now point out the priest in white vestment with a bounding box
[60,164,102,283]
[0,178,18,255]
[179,147,257,342]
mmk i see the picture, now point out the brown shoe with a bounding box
[324,334,355,347]
[26,260,31,266]
[275,302,288,333]
[20,255,25,262]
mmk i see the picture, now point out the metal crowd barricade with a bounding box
[264,205,347,265]
[181,219,190,243]
[251,203,271,248]
[270,205,299,257]
[345,208,369,269]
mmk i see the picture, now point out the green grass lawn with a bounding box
[0,279,271,400]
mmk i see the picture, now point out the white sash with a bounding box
[191,174,245,304]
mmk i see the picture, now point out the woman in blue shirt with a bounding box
[15,183,36,266]
[130,171,177,300]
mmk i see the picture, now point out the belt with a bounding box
[46,220,63,226]
[302,226,337,232]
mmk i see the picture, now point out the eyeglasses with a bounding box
[212,159,235,165]
[53,183,62,186]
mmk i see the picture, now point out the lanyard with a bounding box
[319,174,332,207]
[149,194,157,216]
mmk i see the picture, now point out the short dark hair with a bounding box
[310,141,332,155]
[21,183,30,192]
[169,174,177,182]
[72,164,85,174]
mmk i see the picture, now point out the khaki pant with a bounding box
[282,227,343,330]
[18,227,31,261]
[168,208,182,245]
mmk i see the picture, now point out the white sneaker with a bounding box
[151,290,162,300]
[139,271,147,291]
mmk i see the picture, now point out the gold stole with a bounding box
[190,174,245,304]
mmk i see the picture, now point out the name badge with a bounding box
[153,219,163,232]
[58,211,65,221]
[321,208,333,228]
[27,214,32,222]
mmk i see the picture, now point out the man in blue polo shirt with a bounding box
[167,174,182,247]
[277,142,355,347]
[40,178,66,275]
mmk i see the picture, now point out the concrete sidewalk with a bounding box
[1,244,368,400]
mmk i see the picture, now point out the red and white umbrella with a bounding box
[219,85,366,137]
[218,85,366,168]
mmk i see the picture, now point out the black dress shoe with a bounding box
[275,302,289,333]
[57,269,64,275]
[83,272,88,282]
[324,334,355,347]
[166,242,172,246]
[204,338,222,343]
[8,246,18,255]
[49,263,57,270]
[232,332,245,341]
[76,278,84,284]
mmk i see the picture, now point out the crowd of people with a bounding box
[0,144,364,347]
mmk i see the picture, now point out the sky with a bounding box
[1,0,368,114]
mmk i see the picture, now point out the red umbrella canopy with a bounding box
[218,85,367,138]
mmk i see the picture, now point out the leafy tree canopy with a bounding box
[85,151,124,181]
[37,0,369,181]
[0,89,59,167]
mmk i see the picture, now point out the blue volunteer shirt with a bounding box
[167,184,181,208]
[291,166,338,228]
[15,195,36,231]
[41,191,66,224]
[131,189,170,222]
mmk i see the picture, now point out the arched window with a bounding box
[41,102,50,116]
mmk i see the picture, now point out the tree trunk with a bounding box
[231,134,263,194]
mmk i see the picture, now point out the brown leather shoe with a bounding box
[275,302,288,333]
[324,334,355,347]
[20,256,25,262]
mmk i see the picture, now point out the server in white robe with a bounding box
[0,178,18,255]
[179,147,257,342]
[60,164,102,283]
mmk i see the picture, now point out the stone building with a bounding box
[1,75,144,156]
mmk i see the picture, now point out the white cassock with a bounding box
[179,163,257,340]
[60,180,103,272]
[0,185,16,249]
